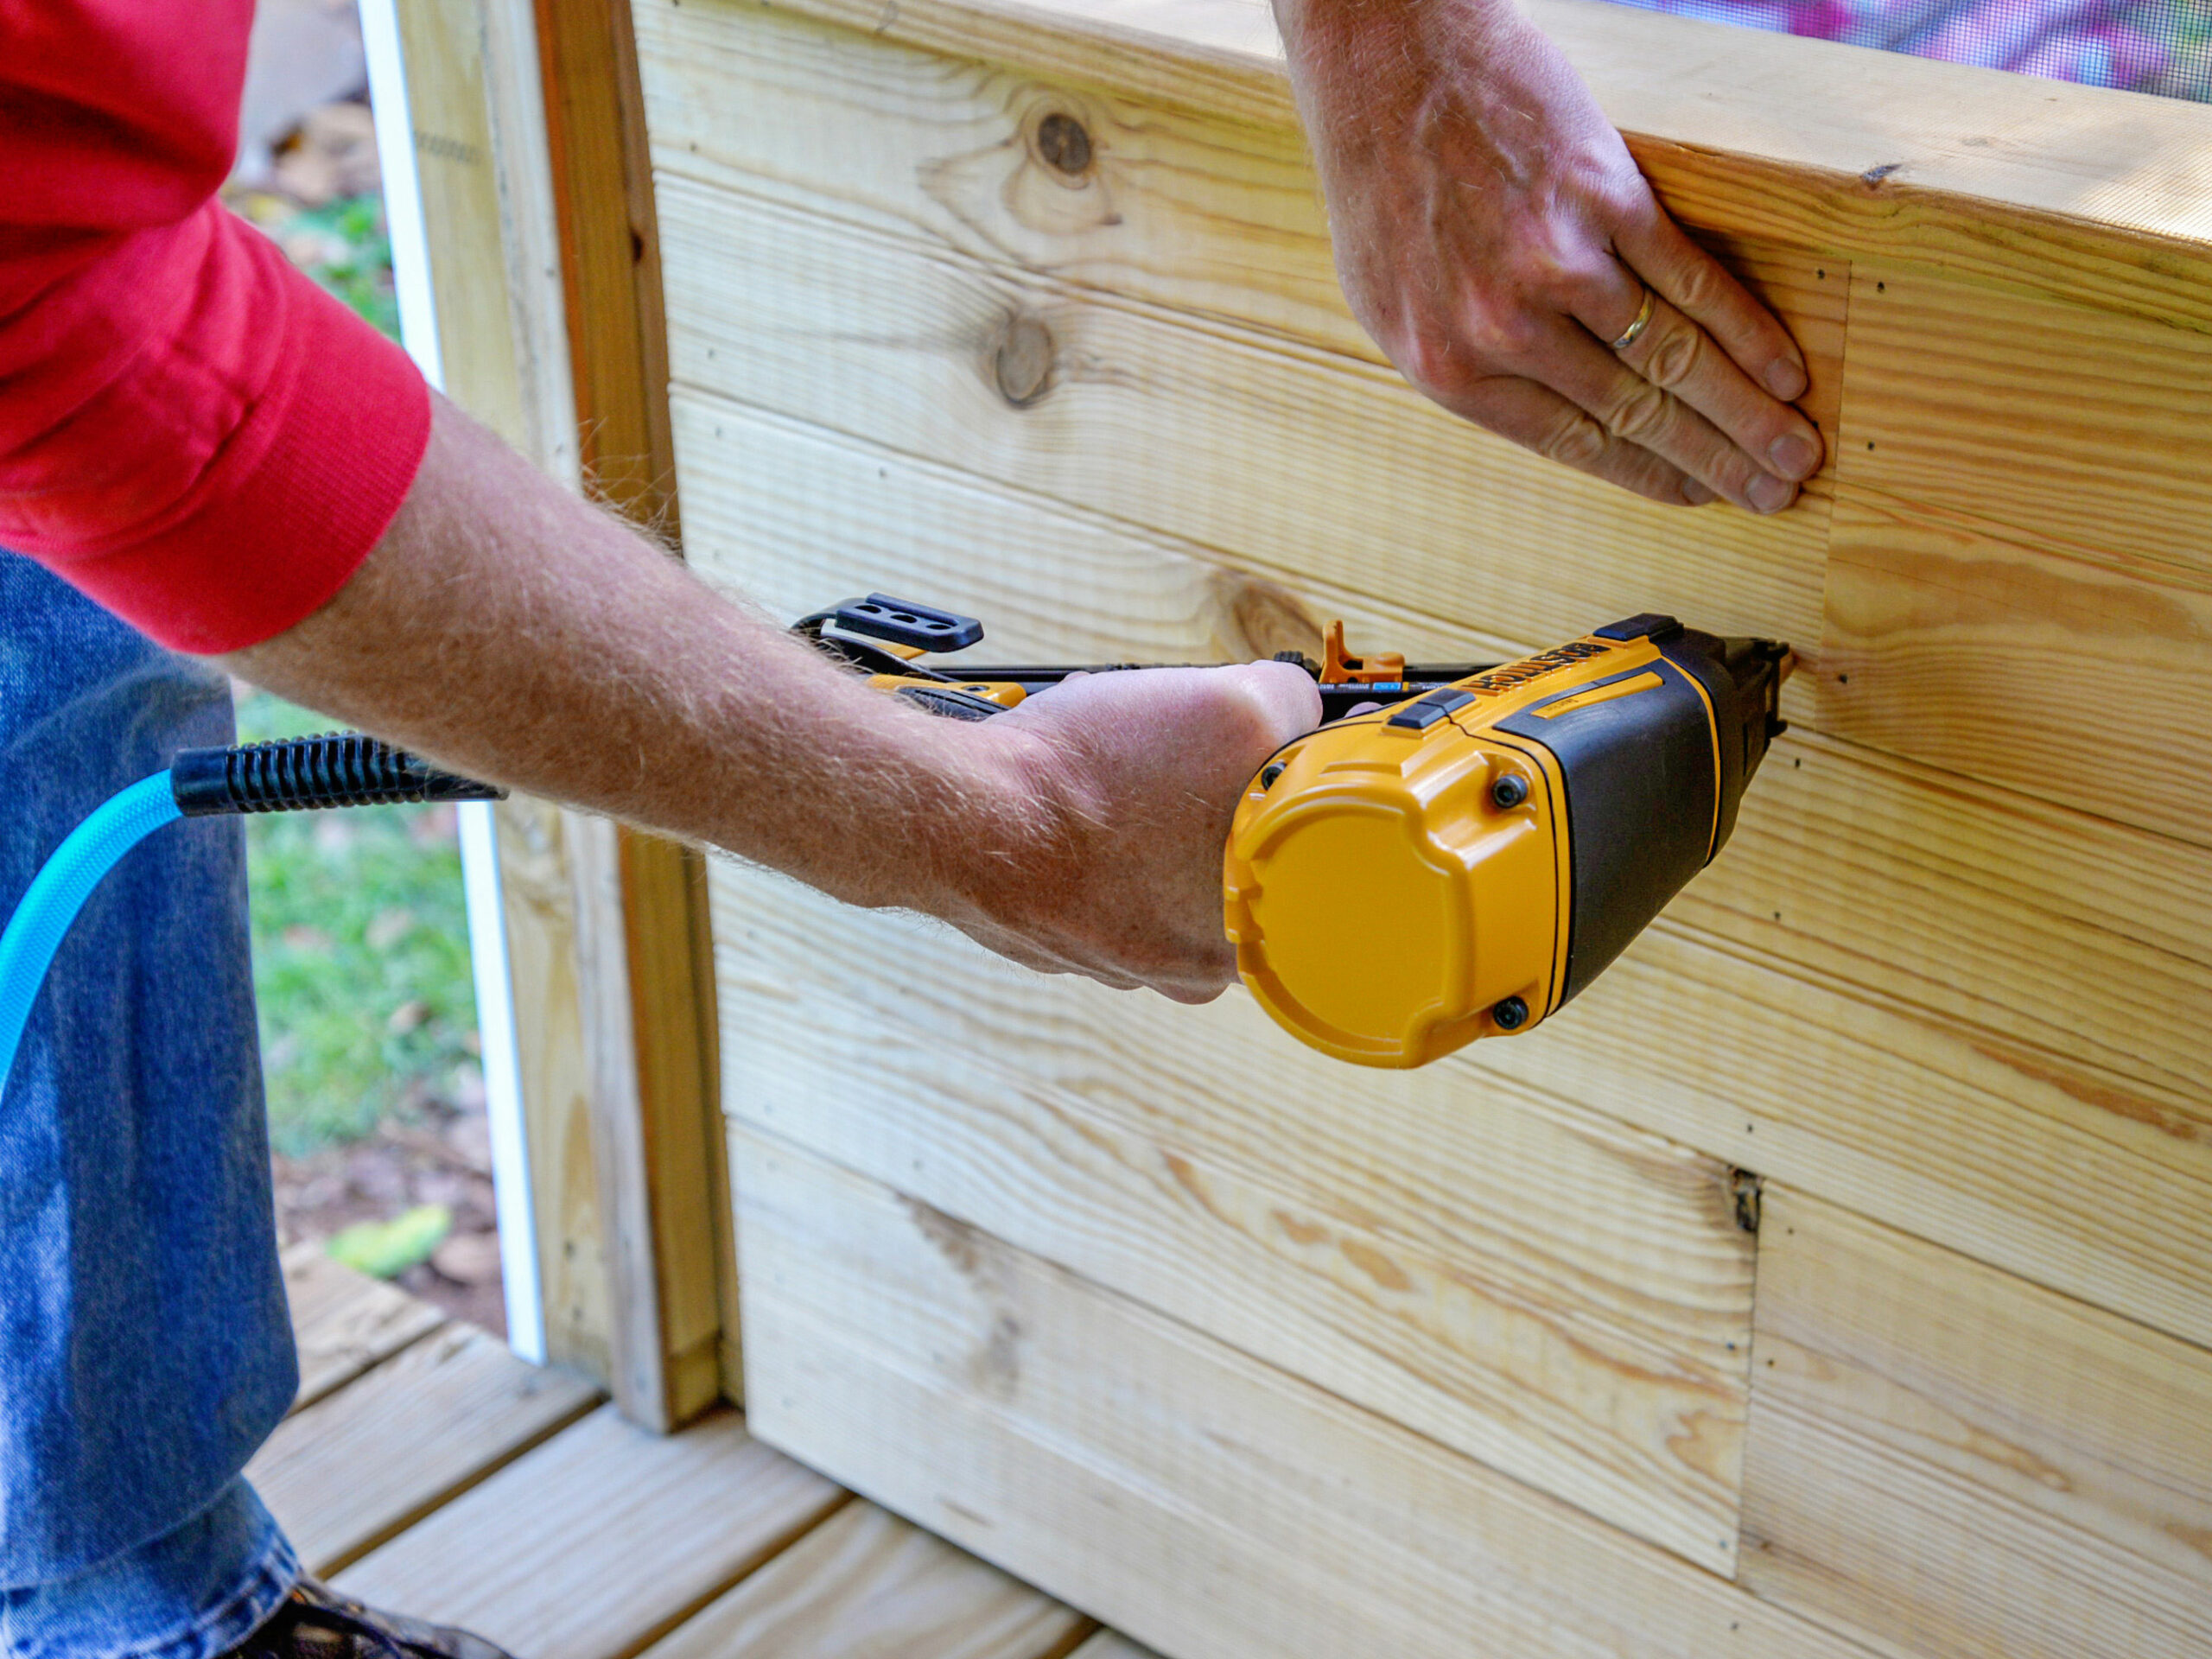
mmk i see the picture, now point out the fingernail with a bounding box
[1680,480,1717,506]
[1764,359,1808,401]
[1747,473,1795,514]
[1769,432,1820,480]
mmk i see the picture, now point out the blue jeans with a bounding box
[0,556,299,1656]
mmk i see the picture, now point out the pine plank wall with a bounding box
[617,0,2212,1651]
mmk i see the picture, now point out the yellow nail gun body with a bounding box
[798,597,1790,1071]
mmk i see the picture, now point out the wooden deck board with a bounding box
[264,1264,1132,1659]
[253,1323,601,1575]
[283,1242,447,1413]
[639,1502,1095,1658]
[337,1405,842,1659]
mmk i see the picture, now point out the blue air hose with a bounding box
[0,734,502,1104]
[0,772,181,1095]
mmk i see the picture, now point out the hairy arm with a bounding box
[224,397,1318,1001]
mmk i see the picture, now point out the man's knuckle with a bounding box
[1539,409,1611,469]
[1604,381,1674,445]
[1466,306,1539,365]
[1669,258,1722,312]
[1642,324,1705,390]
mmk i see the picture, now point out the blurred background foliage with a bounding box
[235,687,480,1158]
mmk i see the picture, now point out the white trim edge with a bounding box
[361,0,546,1363]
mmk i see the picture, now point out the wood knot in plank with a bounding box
[1033,111,1094,177]
[991,313,1057,407]
[1210,567,1322,662]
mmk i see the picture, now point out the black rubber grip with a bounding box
[171,734,505,817]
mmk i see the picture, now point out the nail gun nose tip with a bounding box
[1777,649,1799,685]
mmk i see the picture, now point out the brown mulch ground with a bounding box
[271,1098,508,1337]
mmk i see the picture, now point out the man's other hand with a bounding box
[950,663,1321,1004]
[1275,0,1824,513]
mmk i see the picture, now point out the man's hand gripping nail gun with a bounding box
[798,596,1791,1066]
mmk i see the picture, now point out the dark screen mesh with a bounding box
[1599,0,2212,98]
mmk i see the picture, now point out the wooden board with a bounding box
[676,393,2209,1106]
[1820,266,2212,845]
[283,1243,446,1413]
[639,1500,1094,1659]
[394,0,614,1388]
[1066,1640,1160,1659]
[634,0,1405,366]
[655,175,1839,676]
[397,0,734,1421]
[492,794,614,1381]
[1740,1188,2212,1659]
[646,114,2212,863]
[734,1129,1878,1659]
[535,0,732,1432]
[628,0,2212,1651]
[252,1324,600,1573]
[683,396,2212,1350]
[337,1404,846,1659]
[715,870,1756,1571]
[711,0,2212,329]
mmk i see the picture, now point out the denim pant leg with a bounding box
[0,556,299,1657]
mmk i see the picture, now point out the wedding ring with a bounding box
[1608,287,1656,352]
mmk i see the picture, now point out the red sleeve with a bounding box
[0,0,431,654]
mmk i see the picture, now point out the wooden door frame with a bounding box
[377,0,733,1433]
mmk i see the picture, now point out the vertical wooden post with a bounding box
[529,0,727,1429]
[388,0,730,1427]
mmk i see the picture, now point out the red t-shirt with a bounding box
[0,0,430,653]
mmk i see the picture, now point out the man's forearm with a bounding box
[223,395,1033,919]
[222,396,1320,1001]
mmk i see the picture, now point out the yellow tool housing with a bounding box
[1224,616,1789,1069]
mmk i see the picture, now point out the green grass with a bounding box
[237,690,481,1157]
[285,194,400,338]
[233,182,469,1159]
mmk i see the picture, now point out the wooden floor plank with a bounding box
[335,1404,848,1659]
[1740,1188,2212,1659]
[252,1323,601,1576]
[1065,1637,1161,1659]
[283,1243,446,1414]
[642,1501,1093,1659]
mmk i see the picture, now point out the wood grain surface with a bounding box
[1820,267,2212,845]
[654,176,1839,670]
[715,869,1757,1570]
[393,0,619,1389]
[630,6,2212,1654]
[254,1324,600,1573]
[1741,1189,2212,1659]
[493,795,616,1382]
[734,1130,1879,1659]
[283,1243,446,1413]
[683,397,2212,1351]
[640,1501,1095,1659]
[677,396,2209,1109]
[670,0,2212,327]
[530,0,733,1429]
[338,1405,846,1659]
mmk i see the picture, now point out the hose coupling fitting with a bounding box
[170,734,505,817]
